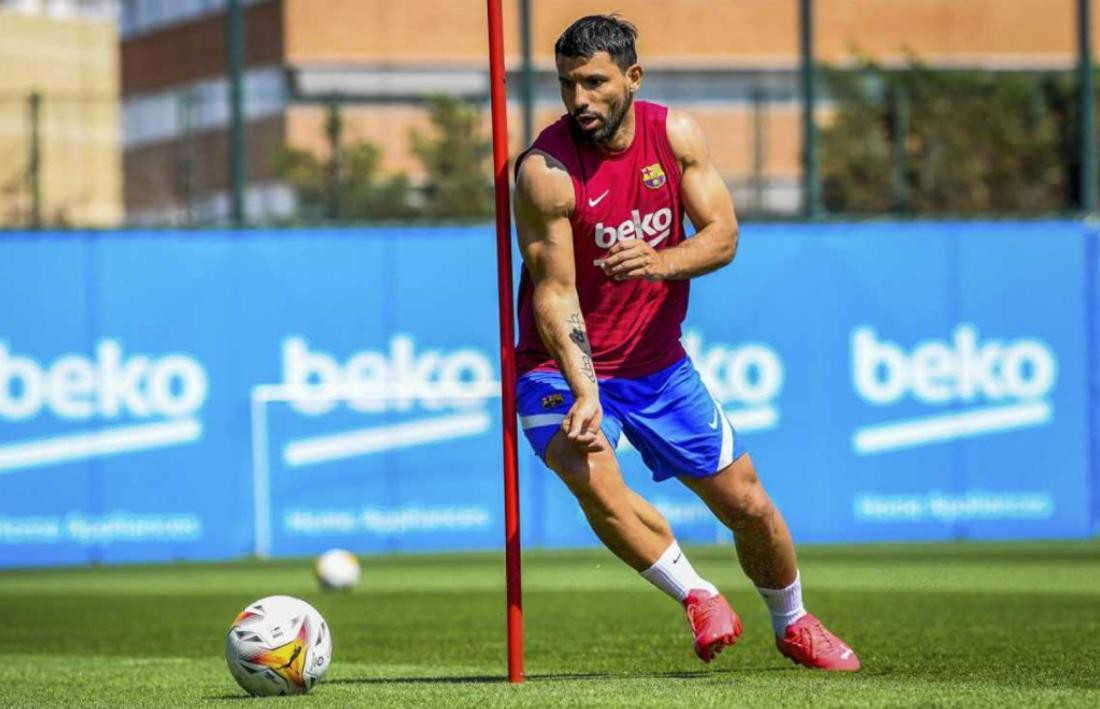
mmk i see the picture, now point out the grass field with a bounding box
[0,541,1097,707]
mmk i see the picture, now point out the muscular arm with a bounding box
[603,109,739,281]
[515,152,602,447]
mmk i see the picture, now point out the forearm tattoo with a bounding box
[567,313,597,384]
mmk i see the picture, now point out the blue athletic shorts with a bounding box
[516,356,747,481]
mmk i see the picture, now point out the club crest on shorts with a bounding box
[641,163,666,189]
[541,393,565,409]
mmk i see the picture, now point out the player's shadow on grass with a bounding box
[322,667,783,686]
[209,668,786,698]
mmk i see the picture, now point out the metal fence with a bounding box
[2,0,1099,229]
[3,67,1095,231]
[0,91,121,229]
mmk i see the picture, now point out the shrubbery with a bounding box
[821,63,1087,215]
[271,96,492,222]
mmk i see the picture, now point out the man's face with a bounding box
[556,51,640,147]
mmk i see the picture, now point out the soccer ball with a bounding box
[315,548,361,590]
[225,595,332,696]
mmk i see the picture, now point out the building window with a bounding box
[121,0,266,39]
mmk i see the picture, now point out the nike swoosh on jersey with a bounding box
[588,190,610,207]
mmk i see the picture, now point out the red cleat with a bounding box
[776,613,861,672]
[683,589,742,662]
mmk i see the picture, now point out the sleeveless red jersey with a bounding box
[516,100,689,379]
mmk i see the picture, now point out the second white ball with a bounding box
[315,548,361,590]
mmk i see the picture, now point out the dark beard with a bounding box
[569,93,632,148]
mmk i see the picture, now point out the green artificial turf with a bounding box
[0,541,1097,707]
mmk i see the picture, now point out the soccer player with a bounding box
[513,15,860,671]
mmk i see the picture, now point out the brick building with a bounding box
[0,0,120,227]
[120,0,1090,223]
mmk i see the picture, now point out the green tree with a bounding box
[410,96,493,219]
[820,62,1068,215]
[820,69,894,213]
[270,134,415,223]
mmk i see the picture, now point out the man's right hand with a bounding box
[562,393,605,452]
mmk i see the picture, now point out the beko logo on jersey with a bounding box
[0,340,208,473]
[594,207,673,252]
[682,330,783,432]
[264,336,499,467]
[850,325,1057,455]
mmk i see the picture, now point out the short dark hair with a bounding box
[554,14,638,71]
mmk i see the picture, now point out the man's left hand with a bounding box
[602,239,669,281]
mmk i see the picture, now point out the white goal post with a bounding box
[249,382,502,558]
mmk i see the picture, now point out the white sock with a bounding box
[756,571,807,636]
[639,540,719,602]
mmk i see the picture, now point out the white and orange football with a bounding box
[225,595,332,696]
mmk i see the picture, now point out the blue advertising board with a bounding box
[0,221,1096,567]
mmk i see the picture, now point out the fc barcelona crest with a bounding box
[641,163,667,189]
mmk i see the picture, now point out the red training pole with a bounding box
[485,0,524,684]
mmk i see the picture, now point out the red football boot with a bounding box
[683,589,742,662]
[776,613,861,671]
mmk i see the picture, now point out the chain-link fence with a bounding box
[2,0,1099,229]
[0,91,120,228]
[2,68,1098,230]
